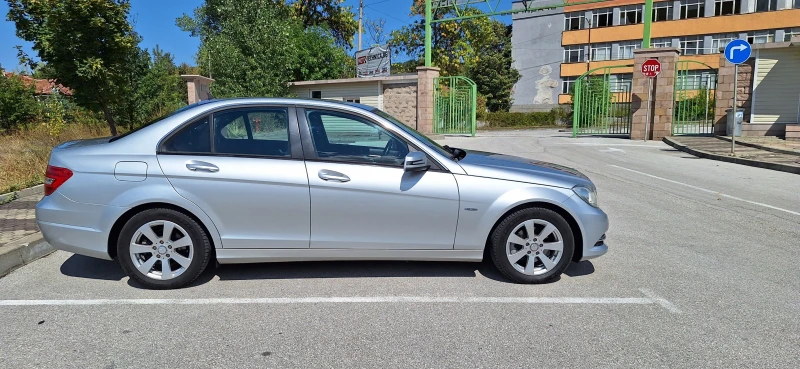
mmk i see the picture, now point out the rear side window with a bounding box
[213,108,290,157]
[162,116,211,154]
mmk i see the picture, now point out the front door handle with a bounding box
[318,169,350,182]
[186,161,219,173]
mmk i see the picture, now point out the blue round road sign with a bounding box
[724,39,751,65]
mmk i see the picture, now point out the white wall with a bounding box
[290,82,380,108]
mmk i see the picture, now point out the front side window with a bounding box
[747,30,774,44]
[680,0,705,19]
[564,45,585,63]
[591,43,612,61]
[680,36,704,55]
[213,108,290,157]
[619,5,642,25]
[592,8,613,28]
[163,116,211,154]
[564,12,584,31]
[618,41,640,59]
[305,109,409,166]
[653,2,673,21]
[715,0,740,15]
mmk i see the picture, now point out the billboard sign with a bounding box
[356,45,391,78]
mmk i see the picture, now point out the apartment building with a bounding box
[510,0,800,112]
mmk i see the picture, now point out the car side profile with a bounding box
[35,98,608,289]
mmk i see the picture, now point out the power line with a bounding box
[363,4,414,25]
[366,0,394,5]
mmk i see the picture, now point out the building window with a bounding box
[715,0,740,15]
[563,45,585,63]
[562,77,576,94]
[680,0,705,19]
[311,90,322,99]
[344,98,361,104]
[619,5,642,25]
[651,38,673,48]
[653,2,674,21]
[755,0,779,11]
[747,30,774,44]
[592,8,613,28]
[711,34,738,53]
[609,74,633,92]
[785,28,800,42]
[618,40,640,59]
[680,36,704,55]
[677,71,717,90]
[564,12,584,31]
[591,43,612,61]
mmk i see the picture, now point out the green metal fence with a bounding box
[433,76,477,136]
[673,61,717,135]
[572,65,634,137]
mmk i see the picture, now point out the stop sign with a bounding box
[641,59,661,78]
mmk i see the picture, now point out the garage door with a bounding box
[752,48,800,124]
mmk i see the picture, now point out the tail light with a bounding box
[44,165,73,196]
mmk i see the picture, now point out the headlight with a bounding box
[572,185,598,207]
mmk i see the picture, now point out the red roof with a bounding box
[3,72,73,96]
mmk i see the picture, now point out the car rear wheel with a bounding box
[490,207,574,284]
[117,209,211,289]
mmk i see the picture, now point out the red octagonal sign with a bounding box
[641,59,661,78]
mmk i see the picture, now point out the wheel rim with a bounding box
[506,219,564,276]
[129,220,194,281]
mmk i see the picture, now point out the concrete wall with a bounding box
[382,83,417,128]
[510,0,564,112]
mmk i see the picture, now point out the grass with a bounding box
[0,124,109,194]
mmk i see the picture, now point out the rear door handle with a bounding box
[318,169,350,182]
[186,161,219,173]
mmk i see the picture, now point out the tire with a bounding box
[117,208,211,289]
[490,207,574,284]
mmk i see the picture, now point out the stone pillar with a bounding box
[180,75,215,104]
[630,47,680,140]
[713,55,755,135]
[416,66,440,134]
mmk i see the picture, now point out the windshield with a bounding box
[371,109,452,158]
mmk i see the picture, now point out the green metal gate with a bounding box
[433,76,477,136]
[572,65,635,137]
[673,61,717,135]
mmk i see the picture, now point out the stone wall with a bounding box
[382,83,417,128]
[630,48,680,140]
[714,58,755,135]
[416,67,440,134]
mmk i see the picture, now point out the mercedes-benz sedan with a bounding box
[36,98,608,289]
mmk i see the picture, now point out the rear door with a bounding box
[157,105,310,249]
[298,107,460,250]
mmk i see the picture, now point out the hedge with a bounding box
[482,108,570,128]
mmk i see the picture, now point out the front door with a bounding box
[299,107,460,250]
[157,106,310,249]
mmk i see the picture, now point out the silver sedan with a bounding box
[36,98,608,289]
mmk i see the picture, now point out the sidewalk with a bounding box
[664,136,800,174]
[0,186,53,276]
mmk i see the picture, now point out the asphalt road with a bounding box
[1,130,798,368]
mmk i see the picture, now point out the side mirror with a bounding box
[404,152,429,172]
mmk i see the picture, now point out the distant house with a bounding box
[2,72,72,98]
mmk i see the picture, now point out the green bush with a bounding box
[0,73,39,133]
[483,110,568,128]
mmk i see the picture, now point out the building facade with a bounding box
[511,0,800,112]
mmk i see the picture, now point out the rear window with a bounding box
[162,116,211,154]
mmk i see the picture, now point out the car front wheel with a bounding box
[117,208,211,289]
[490,207,574,284]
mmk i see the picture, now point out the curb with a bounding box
[663,137,800,175]
[0,184,44,204]
[0,233,54,278]
[713,136,800,157]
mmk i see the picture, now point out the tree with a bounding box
[466,25,520,112]
[289,0,358,48]
[178,0,352,98]
[365,18,388,46]
[7,0,141,136]
[0,68,39,132]
[135,46,187,123]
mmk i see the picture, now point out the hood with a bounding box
[456,150,593,189]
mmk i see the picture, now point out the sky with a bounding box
[0,0,512,72]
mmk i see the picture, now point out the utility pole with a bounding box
[424,0,432,66]
[643,0,653,48]
[358,0,363,51]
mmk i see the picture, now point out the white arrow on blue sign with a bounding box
[724,39,751,65]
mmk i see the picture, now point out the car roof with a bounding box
[188,97,375,112]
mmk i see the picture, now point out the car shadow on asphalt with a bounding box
[59,254,595,288]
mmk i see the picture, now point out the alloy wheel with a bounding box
[505,219,564,276]
[129,220,194,281]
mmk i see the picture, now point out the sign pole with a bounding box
[731,64,737,154]
[644,78,651,141]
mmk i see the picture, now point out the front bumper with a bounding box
[561,194,609,261]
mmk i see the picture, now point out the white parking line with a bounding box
[610,164,800,217]
[0,295,680,313]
